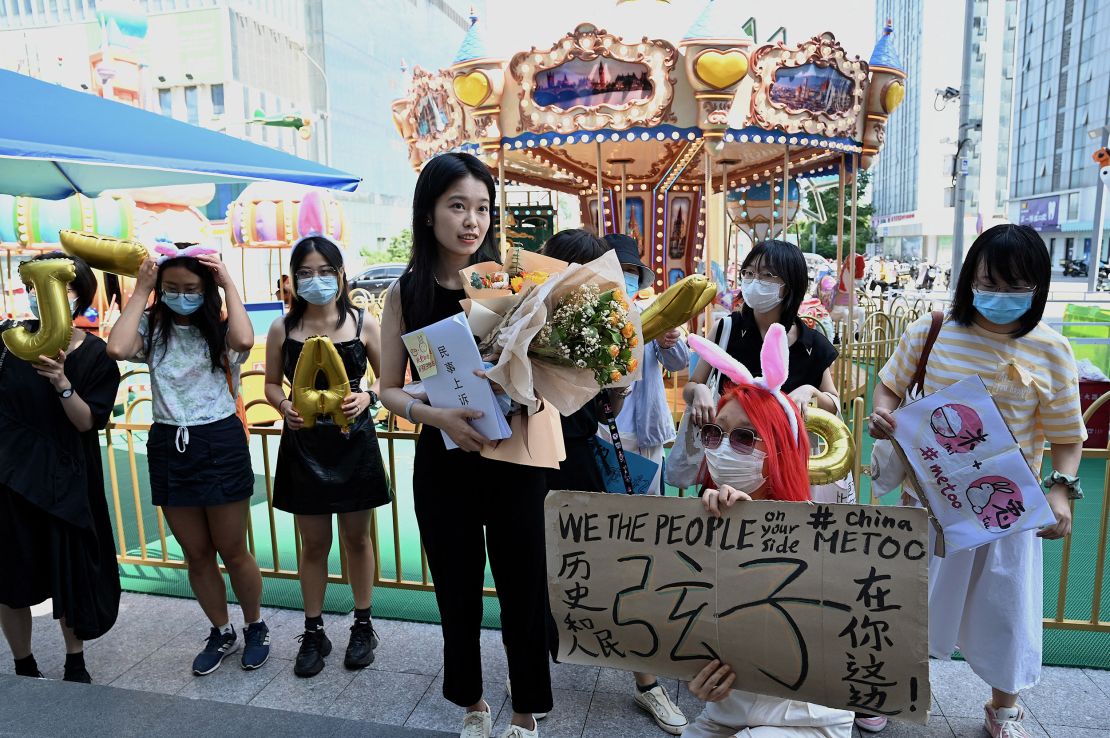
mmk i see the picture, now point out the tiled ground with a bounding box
[2,592,1108,738]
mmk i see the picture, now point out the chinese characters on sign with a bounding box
[402,312,510,449]
[545,491,931,725]
[891,375,1056,553]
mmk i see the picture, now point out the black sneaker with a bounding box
[63,665,92,684]
[344,620,379,669]
[192,627,239,676]
[293,628,332,678]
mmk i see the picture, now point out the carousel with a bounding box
[391,2,906,328]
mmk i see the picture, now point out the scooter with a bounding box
[1061,259,1088,277]
[917,263,938,291]
[1097,264,1110,292]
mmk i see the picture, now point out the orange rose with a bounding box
[630,336,639,347]
[628,358,638,373]
[609,313,621,326]
[610,370,622,382]
[608,344,620,358]
[621,323,635,339]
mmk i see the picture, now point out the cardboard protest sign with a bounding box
[546,491,931,724]
[891,375,1056,553]
[402,312,511,449]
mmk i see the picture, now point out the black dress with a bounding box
[272,310,393,515]
[0,324,122,641]
[547,395,606,493]
[715,309,839,395]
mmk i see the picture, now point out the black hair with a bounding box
[540,228,606,265]
[146,253,227,372]
[284,236,353,332]
[401,152,499,331]
[739,239,808,328]
[949,223,1049,338]
[29,251,96,320]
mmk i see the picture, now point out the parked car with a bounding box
[349,263,406,296]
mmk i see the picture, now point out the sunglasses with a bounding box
[699,424,762,454]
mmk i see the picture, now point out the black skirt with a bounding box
[272,412,393,515]
[0,484,121,641]
[147,415,254,507]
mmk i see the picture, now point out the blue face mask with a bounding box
[972,289,1034,325]
[28,292,77,319]
[624,274,641,298]
[162,291,204,316]
[297,275,339,305]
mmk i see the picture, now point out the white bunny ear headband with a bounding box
[688,322,801,444]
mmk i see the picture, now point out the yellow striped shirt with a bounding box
[879,315,1087,472]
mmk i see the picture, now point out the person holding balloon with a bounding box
[682,325,854,738]
[263,234,393,679]
[379,152,553,738]
[0,252,122,683]
[106,244,269,677]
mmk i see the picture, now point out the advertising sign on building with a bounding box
[1018,196,1059,231]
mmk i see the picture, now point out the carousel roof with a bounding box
[869,20,904,73]
[453,12,492,66]
[683,0,751,42]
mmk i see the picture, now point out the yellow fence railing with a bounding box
[102,298,1110,634]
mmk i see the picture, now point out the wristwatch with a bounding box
[57,387,74,399]
[1043,470,1083,500]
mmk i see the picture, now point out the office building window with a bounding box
[210,83,224,115]
[184,85,198,124]
[158,88,172,117]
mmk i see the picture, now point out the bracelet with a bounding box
[278,398,292,414]
[404,398,420,423]
[1043,470,1083,500]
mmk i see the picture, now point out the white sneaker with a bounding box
[461,709,492,738]
[499,720,539,738]
[505,676,548,720]
[984,703,1035,738]
[634,684,688,735]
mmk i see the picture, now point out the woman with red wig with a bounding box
[682,324,853,738]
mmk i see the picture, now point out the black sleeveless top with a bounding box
[281,309,367,391]
[398,273,466,381]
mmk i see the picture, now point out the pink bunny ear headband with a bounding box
[688,322,801,444]
[154,239,218,264]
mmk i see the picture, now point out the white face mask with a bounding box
[704,443,766,492]
[740,278,784,313]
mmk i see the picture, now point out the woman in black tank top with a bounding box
[264,236,392,678]
[380,153,553,736]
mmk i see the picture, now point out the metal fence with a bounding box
[101,299,1110,633]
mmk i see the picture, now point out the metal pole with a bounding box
[836,158,845,276]
[950,0,975,289]
[721,162,729,274]
[595,141,605,236]
[300,47,331,166]
[850,154,859,301]
[620,162,628,234]
[704,146,713,279]
[498,152,508,259]
[1088,127,1109,292]
[782,145,790,238]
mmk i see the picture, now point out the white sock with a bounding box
[218,623,234,636]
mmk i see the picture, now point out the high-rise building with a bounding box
[0,0,478,262]
[1009,0,1110,273]
[870,0,1018,266]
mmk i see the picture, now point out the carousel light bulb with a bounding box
[753,135,762,143]
[656,132,665,140]
[656,231,663,238]
[640,184,647,190]
[725,134,735,142]
[656,256,663,263]
[671,132,680,140]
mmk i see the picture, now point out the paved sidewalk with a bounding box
[2,592,1108,738]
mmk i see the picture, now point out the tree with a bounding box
[798,170,873,260]
[359,228,413,265]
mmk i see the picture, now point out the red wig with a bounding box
[709,383,811,502]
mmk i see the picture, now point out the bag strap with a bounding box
[706,314,733,392]
[600,391,635,495]
[908,310,944,397]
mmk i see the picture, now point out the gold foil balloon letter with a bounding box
[291,336,352,432]
[640,274,718,343]
[3,258,76,361]
[59,229,149,278]
[806,407,855,485]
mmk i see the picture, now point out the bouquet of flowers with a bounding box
[531,284,639,387]
[468,249,645,416]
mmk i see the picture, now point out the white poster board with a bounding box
[402,312,511,449]
[891,375,1056,553]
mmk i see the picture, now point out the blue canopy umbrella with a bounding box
[0,69,361,199]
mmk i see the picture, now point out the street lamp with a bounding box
[292,41,331,166]
[1087,124,1109,293]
